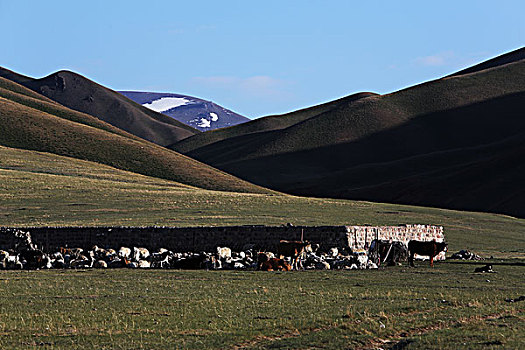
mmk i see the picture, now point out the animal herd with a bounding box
[0,230,450,271]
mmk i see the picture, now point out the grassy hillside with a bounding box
[1,145,524,257]
[0,76,55,102]
[0,78,142,141]
[0,97,269,194]
[170,50,525,217]
[171,92,377,153]
[0,67,198,146]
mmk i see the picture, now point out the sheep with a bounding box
[93,260,108,268]
[5,254,23,270]
[70,251,94,269]
[138,260,150,268]
[118,247,131,259]
[216,247,232,260]
[133,247,150,261]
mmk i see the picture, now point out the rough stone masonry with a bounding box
[0,224,445,259]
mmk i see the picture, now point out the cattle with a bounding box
[277,240,310,270]
[259,258,292,271]
[369,240,408,266]
[408,240,447,267]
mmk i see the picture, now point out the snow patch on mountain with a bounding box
[119,91,250,131]
[142,97,192,112]
[197,118,211,128]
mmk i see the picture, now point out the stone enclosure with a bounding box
[0,224,445,259]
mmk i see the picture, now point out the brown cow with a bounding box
[259,258,291,271]
[408,240,447,267]
[277,240,310,270]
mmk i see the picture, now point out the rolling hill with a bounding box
[0,67,198,146]
[0,76,271,194]
[170,48,525,217]
[119,91,249,131]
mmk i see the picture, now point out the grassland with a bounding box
[1,145,524,258]
[0,262,523,349]
[0,144,524,349]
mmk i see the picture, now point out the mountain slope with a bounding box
[0,77,142,141]
[170,48,525,217]
[119,91,250,131]
[450,47,525,76]
[172,91,377,153]
[0,67,198,146]
[0,79,271,194]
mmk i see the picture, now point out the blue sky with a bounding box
[1,1,524,118]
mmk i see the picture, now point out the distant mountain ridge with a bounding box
[119,91,250,131]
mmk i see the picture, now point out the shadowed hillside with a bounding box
[170,48,525,217]
[0,67,198,146]
[0,77,142,141]
[171,92,377,153]
[0,78,271,194]
[450,47,525,76]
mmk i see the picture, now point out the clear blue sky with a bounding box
[1,1,523,118]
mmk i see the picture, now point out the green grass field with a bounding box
[0,262,523,349]
[1,145,524,348]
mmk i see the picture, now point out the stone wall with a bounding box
[0,224,444,258]
[347,224,446,260]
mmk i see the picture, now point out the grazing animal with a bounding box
[474,264,495,273]
[93,260,108,268]
[138,260,151,268]
[59,247,83,257]
[171,254,207,269]
[118,247,131,259]
[19,249,48,270]
[277,240,311,270]
[259,258,291,271]
[216,247,232,260]
[133,247,150,261]
[408,240,447,267]
[369,240,408,266]
[70,251,94,269]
